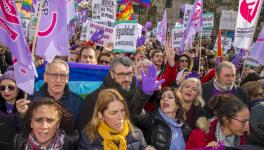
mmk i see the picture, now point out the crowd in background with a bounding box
[0,26,264,150]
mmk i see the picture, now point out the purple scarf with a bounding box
[27,130,65,150]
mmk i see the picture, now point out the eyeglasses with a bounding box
[179,59,188,63]
[98,60,110,65]
[113,71,133,78]
[46,72,68,80]
[232,117,249,127]
[0,85,16,91]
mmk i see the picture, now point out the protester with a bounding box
[175,78,207,129]
[13,98,79,150]
[78,89,154,150]
[16,59,84,125]
[0,69,24,149]
[175,54,193,86]
[186,94,249,149]
[97,51,113,66]
[79,56,164,129]
[131,86,191,150]
[247,103,264,147]
[0,44,12,74]
[78,46,98,64]
[241,81,264,108]
[202,61,249,118]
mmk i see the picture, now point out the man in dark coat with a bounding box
[202,61,249,118]
[79,56,164,129]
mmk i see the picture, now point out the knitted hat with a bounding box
[250,103,264,140]
[0,70,15,83]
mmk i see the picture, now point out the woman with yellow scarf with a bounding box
[78,89,155,150]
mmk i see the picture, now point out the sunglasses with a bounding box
[99,60,110,64]
[179,59,188,63]
[0,85,16,91]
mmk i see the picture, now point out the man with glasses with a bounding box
[79,56,164,129]
[17,59,83,124]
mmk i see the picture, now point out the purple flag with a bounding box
[0,0,36,94]
[251,25,264,65]
[179,0,203,53]
[35,0,69,62]
[157,9,167,46]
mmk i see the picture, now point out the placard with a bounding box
[85,20,114,47]
[171,27,184,48]
[113,20,140,53]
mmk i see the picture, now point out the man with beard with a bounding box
[150,45,177,88]
[79,56,164,129]
[202,61,249,118]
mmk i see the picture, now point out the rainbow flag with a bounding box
[21,0,34,12]
[35,63,109,98]
[133,0,152,7]
[117,1,134,20]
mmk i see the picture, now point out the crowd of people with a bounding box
[0,27,264,150]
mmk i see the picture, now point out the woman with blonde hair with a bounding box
[78,88,152,150]
[176,78,207,129]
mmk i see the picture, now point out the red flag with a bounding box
[217,30,223,57]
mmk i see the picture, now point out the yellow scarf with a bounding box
[98,120,130,150]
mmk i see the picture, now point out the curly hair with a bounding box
[157,87,186,123]
[19,97,74,136]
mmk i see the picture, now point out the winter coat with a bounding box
[12,130,80,150]
[79,74,151,129]
[78,128,147,150]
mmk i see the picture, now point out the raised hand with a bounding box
[141,65,165,95]
[165,39,175,67]
[136,36,146,48]
[91,29,104,43]
[16,99,30,117]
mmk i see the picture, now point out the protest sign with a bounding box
[219,10,237,30]
[113,20,141,53]
[85,20,114,47]
[80,21,88,41]
[202,13,214,28]
[92,0,117,27]
[171,27,184,48]
[233,0,264,50]
[183,4,193,27]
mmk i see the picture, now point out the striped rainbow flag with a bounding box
[21,0,34,12]
[35,63,109,98]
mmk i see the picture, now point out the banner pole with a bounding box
[239,50,249,85]
[31,0,44,61]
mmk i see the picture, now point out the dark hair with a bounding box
[97,51,113,64]
[240,72,261,86]
[208,94,247,125]
[0,89,24,113]
[19,97,74,136]
[178,54,193,71]
[157,87,186,123]
[79,46,97,60]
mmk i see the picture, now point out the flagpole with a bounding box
[198,28,202,74]
[31,0,44,61]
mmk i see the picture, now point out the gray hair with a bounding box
[216,61,236,76]
[45,58,69,74]
[109,56,133,72]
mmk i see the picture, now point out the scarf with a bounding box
[215,121,240,147]
[158,108,185,150]
[27,130,65,150]
[98,120,130,150]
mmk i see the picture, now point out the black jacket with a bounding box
[132,109,191,150]
[202,80,249,118]
[79,74,151,129]
[78,128,147,150]
[12,130,80,150]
